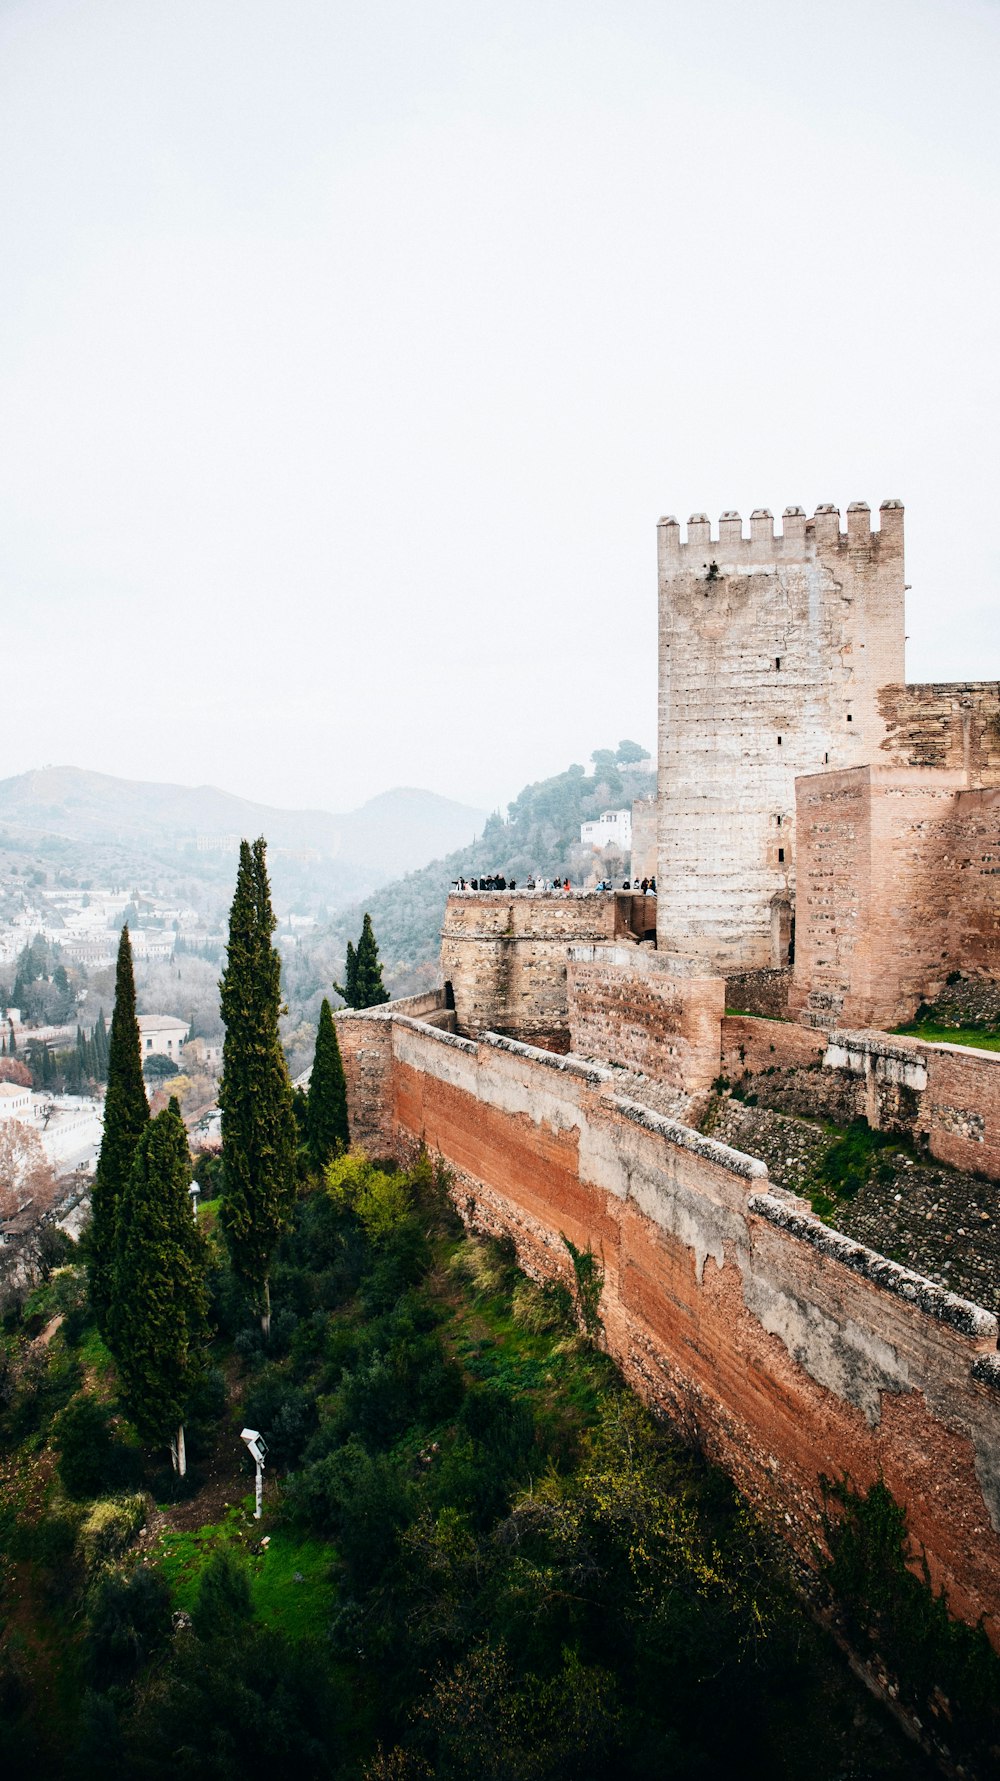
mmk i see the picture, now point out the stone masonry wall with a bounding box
[656,501,906,973]
[356,1012,1000,1643]
[567,945,723,1097]
[878,681,1000,786]
[440,892,652,1048]
[335,990,453,1155]
[790,766,1000,1030]
[721,1013,1000,1182]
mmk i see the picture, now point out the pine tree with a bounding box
[353,913,389,1009]
[333,940,357,1008]
[306,999,349,1172]
[89,927,149,1335]
[218,838,296,1336]
[111,1100,208,1475]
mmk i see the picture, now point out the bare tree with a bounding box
[0,1120,58,1221]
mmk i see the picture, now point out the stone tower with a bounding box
[656,501,905,972]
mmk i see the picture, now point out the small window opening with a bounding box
[776,814,782,827]
[847,713,853,722]
[777,735,782,746]
[824,752,829,763]
[778,847,785,863]
[775,656,781,670]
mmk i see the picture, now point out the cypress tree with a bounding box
[8,1022,15,1055]
[94,1008,109,1079]
[353,913,389,1009]
[218,838,296,1336]
[111,1100,208,1476]
[89,927,149,1335]
[306,999,349,1172]
[333,940,357,1008]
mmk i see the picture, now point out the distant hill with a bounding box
[334,752,655,994]
[0,767,487,888]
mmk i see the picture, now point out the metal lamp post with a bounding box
[241,1428,267,1519]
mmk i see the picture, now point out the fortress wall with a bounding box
[355,1014,1000,1639]
[721,1014,1000,1181]
[566,946,723,1095]
[878,682,1000,787]
[721,1013,828,1078]
[791,767,1000,1030]
[440,892,630,1048]
[336,991,452,1155]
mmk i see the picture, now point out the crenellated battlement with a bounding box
[657,499,903,573]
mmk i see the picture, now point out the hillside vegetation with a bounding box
[0,1153,967,1778]
[332,748,655,996]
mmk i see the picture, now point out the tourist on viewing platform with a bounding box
[623,879,631,890]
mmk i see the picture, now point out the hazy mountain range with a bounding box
[0,767,488,890]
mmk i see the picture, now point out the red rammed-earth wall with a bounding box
[337,1008,1000,1643]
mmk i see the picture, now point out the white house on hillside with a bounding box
[580,808,632,851]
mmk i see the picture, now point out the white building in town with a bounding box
[580,808,633,851]
[137,1015,190,1060]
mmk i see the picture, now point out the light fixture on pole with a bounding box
[241,1427,267,1519]
[188,1180,201,1222]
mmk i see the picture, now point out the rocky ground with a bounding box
[704,1095,999,1316]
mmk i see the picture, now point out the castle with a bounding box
[337,501,1000,1648]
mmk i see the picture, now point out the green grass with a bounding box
[157,1505,336,1640]
[893,1022,1000,1053]
[250,1531,335,1639]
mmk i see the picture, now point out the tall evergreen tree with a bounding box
[354,913,389,1009]
[333,940,357,1008]
[111,1099,208,1476]
[218,838,296,1335]
[93,1008,109,1079]
[89,927,149,1334]
[306,999,349,1172]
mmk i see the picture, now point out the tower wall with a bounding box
[656,501,906,971]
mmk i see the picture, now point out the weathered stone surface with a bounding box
[790,766,1000,1030]
[878,681,1000,786]
[567,946,723,1095]
[656,504,905,972]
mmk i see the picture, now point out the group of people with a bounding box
[452,874,572,892]
[451,874,657,894]
[594,876,657,893]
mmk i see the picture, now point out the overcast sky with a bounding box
[1,0,998,817]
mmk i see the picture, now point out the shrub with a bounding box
[55,1395,141,1500]
[286,1437,413,1585]
[77,1494,146,1574]
[86,1564,172,1686]
[511,1278,573,1335]
[192,1547,255,1641]
[325,1152,411,1242]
